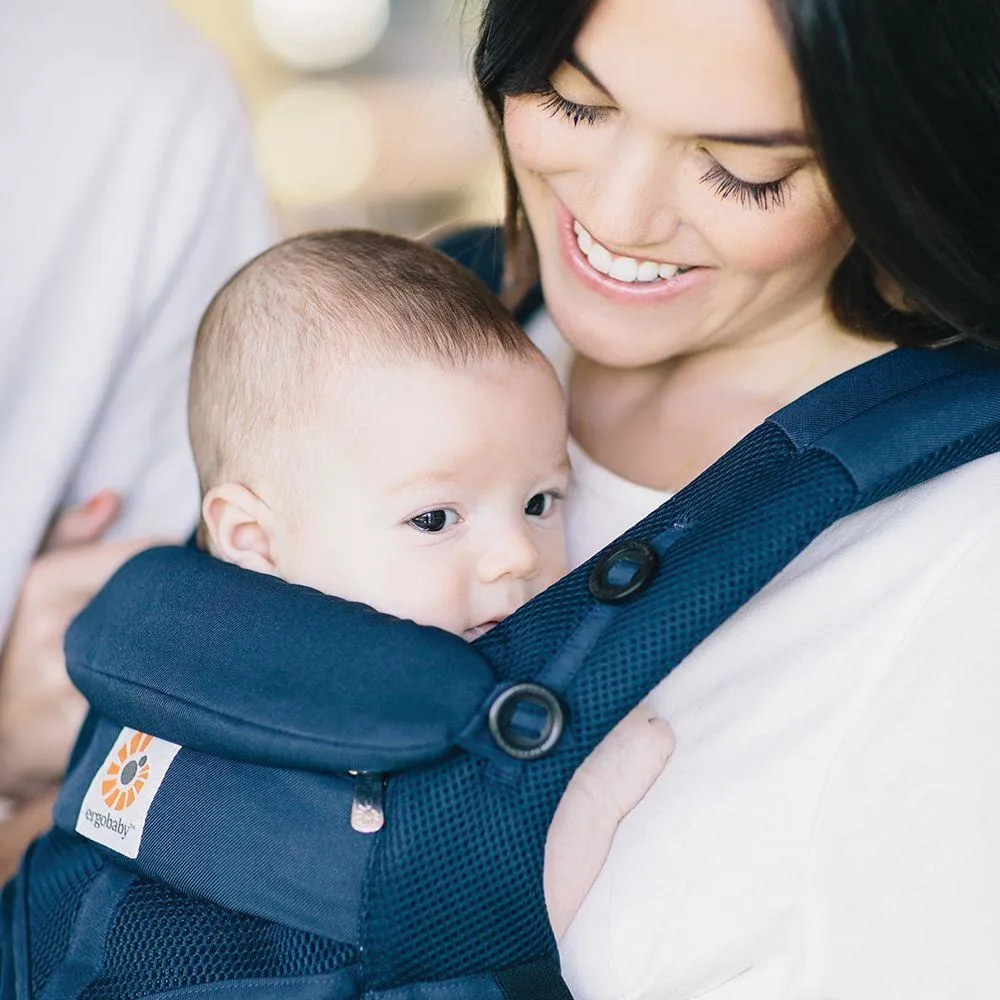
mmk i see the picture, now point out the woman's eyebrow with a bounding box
[698,130,810,149]
[566,51,615,99]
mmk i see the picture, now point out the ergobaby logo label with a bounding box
[100,729,153,811]
[76,728,181,859]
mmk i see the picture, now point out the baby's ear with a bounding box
[201,483,279,576]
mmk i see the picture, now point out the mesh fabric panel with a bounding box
[494,958,574,999]
[27,830,105,995]
[78,877,358,999]
[362,418,1000,989]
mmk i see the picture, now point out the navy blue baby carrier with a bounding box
[5,228,1000,1000]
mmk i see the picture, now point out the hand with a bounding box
[0,787,57,886]
[544,704,675,940]
[0,492,165,798]
[39,489,122,550]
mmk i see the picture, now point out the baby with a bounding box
[187,229,673,937]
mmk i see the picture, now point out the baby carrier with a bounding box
[4,229,1000,1000]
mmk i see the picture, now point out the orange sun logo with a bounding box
[101,731,153,811]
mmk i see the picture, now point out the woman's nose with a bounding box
[585,133,681,248]
[477,525,541,584]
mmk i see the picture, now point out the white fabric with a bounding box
[525,310,1000,1000]
[0,0,274,636]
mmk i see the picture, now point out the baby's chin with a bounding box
[462,620,501,642]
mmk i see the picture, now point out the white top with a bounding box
[526,310,1000,1000]
[0,0,273,636]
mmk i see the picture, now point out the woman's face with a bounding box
[503,0,853,369]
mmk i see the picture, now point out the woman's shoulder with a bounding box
[777,447,1000,578]
[862,448,1000,559]
[867,449,1000,664]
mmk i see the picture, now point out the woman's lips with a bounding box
[556,200,711,303]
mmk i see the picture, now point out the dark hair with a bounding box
[474,0,1000,348]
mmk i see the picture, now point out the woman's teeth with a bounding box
[573,220,691,284]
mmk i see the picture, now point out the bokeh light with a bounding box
[255,82,376,206]
[252,0,391,72]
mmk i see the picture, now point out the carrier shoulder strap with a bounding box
[434,226,505,294]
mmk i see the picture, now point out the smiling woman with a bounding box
[470,0,1000,996]
[482,0,883,498]
[475,0,1000,493]
[3,1,1000,999]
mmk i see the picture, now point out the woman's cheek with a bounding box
[503,97,575,175]
[697,176,849,275]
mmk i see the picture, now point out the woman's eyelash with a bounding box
[536,84,790,211]
[538,86,610,127]
[700,160,791,211]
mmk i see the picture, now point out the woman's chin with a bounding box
[544,290,686,370]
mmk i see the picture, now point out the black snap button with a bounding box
[588,539,659,603]
[487,683,565,760]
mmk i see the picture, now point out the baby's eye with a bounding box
[525,492,561,518]
[408,508,459,533]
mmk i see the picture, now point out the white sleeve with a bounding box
[801,523,1000,999]
[60,64,275,541]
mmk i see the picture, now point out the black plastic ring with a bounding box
[588,539,659,604]
[487,683,565,761]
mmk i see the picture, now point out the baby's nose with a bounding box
[477,526,541,583]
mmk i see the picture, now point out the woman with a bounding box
[471,0,1000,996]
[15,0,999,997]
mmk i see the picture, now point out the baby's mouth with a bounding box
[463,621,500,642]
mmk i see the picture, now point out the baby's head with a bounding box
[189,230,568,639]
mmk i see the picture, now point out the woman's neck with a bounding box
[567,310,893,493]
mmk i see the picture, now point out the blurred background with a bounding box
[171,0,503,238]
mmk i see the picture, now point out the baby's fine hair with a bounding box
[188,229,541,495]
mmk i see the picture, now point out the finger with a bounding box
[43,491,122,550]
[646,716,676,760]
[0,683,86,796]
[0,787,57,884]
[571,708,675,819]
[544,712,675,939]
[602,705,675,766]
[40,535,174,597]
[625,717,675,791]
[70,535,173,587]
[613,712,675,780]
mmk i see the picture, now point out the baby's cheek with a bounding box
[373,563,470,636]
[538,532,569,591]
